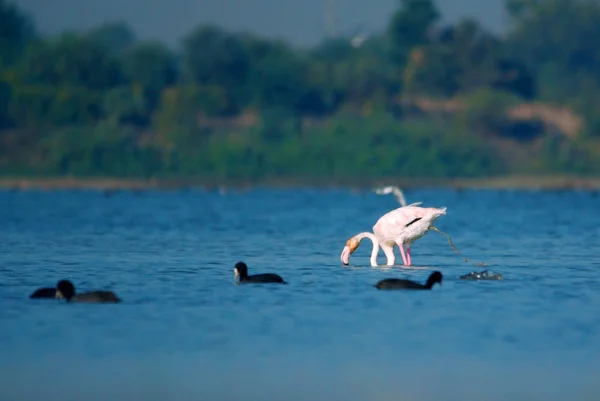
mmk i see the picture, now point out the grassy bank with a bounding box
[2,175,600,191]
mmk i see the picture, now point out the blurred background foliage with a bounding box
[1,0,600,180]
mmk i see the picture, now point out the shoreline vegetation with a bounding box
[3,1,600,180]
[2,175,600,191]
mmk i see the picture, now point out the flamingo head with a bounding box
[374,186,393,195]
[340,236,360,265]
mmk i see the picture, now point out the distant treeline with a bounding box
[1,0,600,180]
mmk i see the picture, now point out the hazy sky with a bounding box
[13,0,507,48]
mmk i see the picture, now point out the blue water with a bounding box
[1,188,600,401]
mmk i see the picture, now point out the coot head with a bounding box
[234,262,248,280]
[426,271,444,288]
[56,280,76,301]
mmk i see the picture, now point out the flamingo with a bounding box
[374,185,407,207]
[340,203,447,267]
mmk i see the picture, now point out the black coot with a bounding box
[56,280,121,303]
[234,262,286,284]
[375,271,443,290]
[29,287,58,299]
[29,280,121,303]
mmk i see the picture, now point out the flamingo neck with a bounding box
[392,187,406,207]
[356,232,380,266]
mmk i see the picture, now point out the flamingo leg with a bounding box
[381,244,395,266]
[397,243,408,266]
[406,247,412,266]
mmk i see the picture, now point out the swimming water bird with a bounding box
[375,271,443,290]
[55,280,121,303]
[234,262,287,284]
[374,185,408,207]
[30,280,121,303]
[340,203,447,267]
[29,287,58,299]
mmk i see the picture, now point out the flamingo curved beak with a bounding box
[341,246,351,265]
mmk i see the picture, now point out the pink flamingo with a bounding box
[340,203,447,267]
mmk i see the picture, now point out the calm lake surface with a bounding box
[1,187,599,401]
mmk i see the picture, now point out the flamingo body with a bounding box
[373,204,443,248]
[341,204,446,267]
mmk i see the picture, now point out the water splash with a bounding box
[459,270,504,280]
